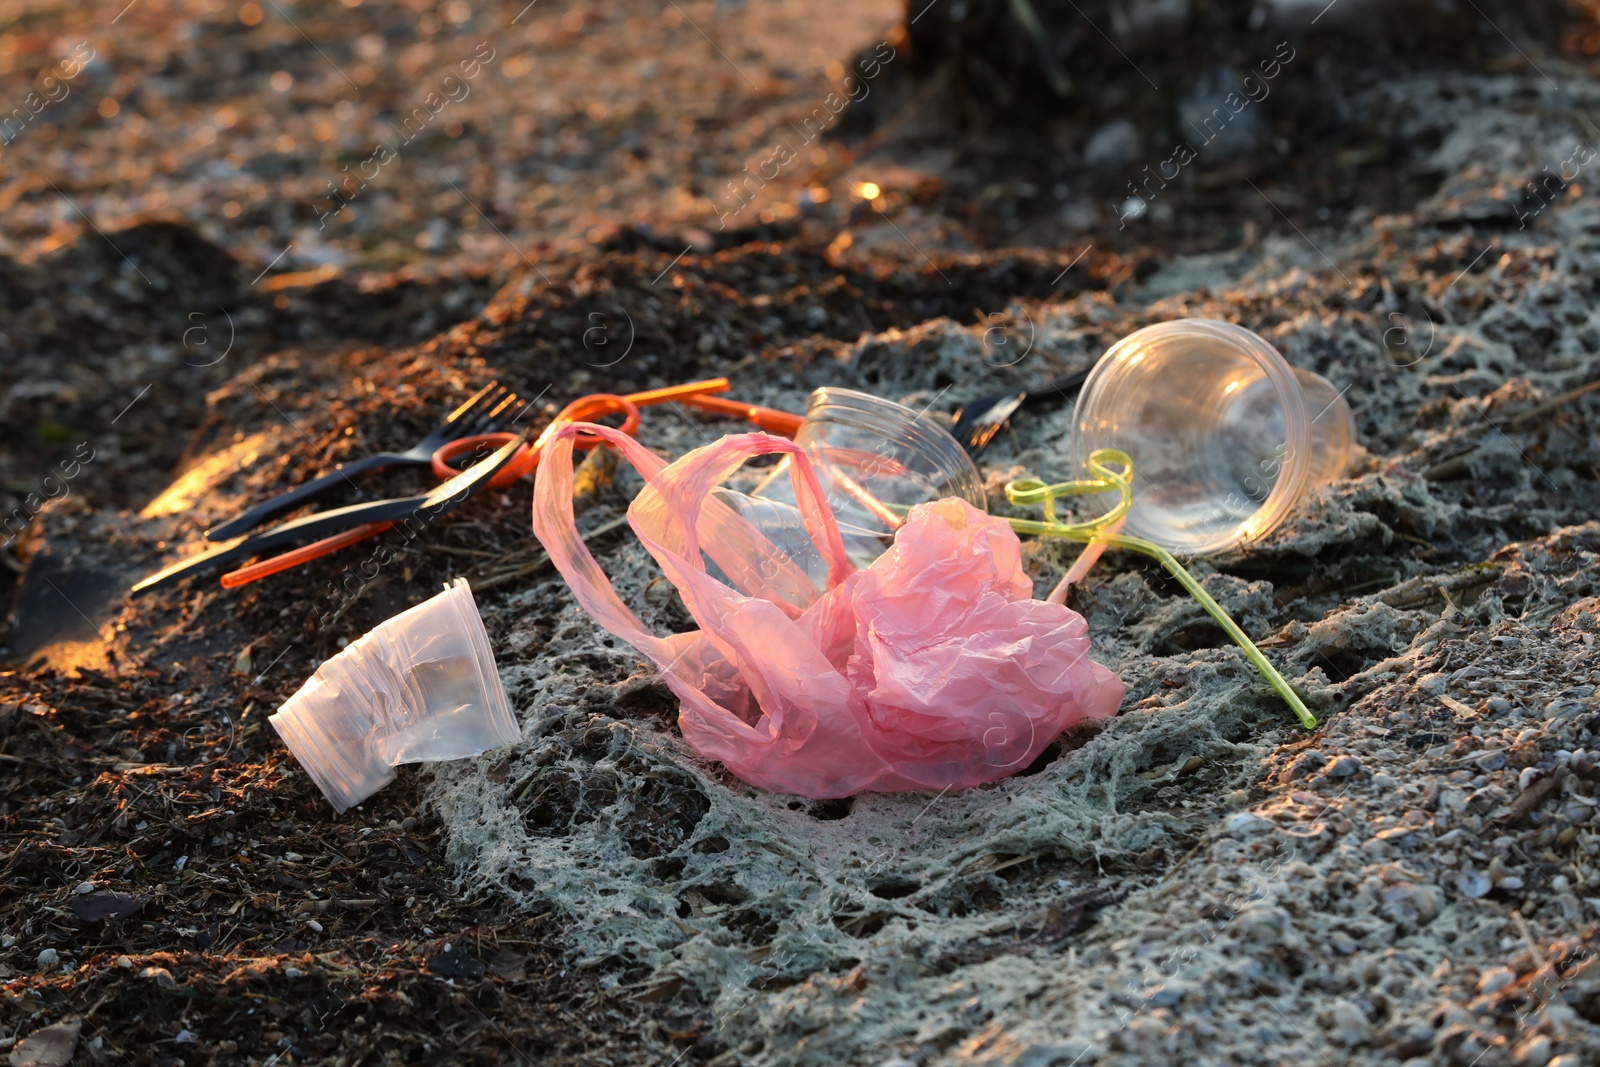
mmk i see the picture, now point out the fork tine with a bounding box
[460,389,515,437]
[467,391,518,438]
[485,395,529,432]
[479,393,525,435]
[445,380,501,426]
[450,385,509,438]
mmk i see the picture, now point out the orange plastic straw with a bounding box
[678,393,803,437]
[220,521,394,589]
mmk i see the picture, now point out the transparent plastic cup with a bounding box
[1071,320,1355,556]
[752,387,988,568]
[269,577,518,813]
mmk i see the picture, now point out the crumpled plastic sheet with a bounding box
[531,421,1124,798]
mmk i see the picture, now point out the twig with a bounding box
[1504,377,1600,432]
[476,516,631,591]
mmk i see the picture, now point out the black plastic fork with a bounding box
[204,381,527,541]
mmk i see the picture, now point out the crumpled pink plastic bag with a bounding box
[532,422,1124,798]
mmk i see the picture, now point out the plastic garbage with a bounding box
[1006,449,1317,730]
[751,387,988,568]
[531,421,1124,798]
[1071,319,1355,556]
[269,578,518,812]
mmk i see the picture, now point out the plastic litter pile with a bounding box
[132,318,1356,811]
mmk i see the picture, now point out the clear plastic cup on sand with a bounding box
[269,577,518,813]
[1071,319,1355,557]
[752,387,988,568]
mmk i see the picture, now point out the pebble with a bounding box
[1224,812,1275,837]
[1472,750,1508,772]
[1144,983,1184,1008]
[1084,118,1141,170]
[1278,822,1332,855]
[1329,1000,1369,1046]
[1457,870,1492,898]
[175,1030,197,1045]
[1282,751,1326,781]
[1478,966,1516,994]
[1326,755,1364,778]
[36,948,59,968]
[74,881,95,894]
[1372,773,1401,789]
[1515,1035,1553,1066]
[140,966,175,988]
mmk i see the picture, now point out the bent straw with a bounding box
[1005,450,1317,731]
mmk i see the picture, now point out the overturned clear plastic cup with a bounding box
[1071,320,1355,556]
[750,387,988,568]
[269,577,518,813]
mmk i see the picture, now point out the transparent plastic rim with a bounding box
[1073,319,1313,557]
[801,387,987,507]
[439,578,519,749]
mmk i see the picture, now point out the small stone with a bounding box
[74,882,95,894]
[307,919,323,933]
[1326,755,1363,778]
[36,948,59,968]
[174,1029,198,1045]
[1278,821,1333,856]
[1144,983,1184,1008]
[1457,870,1492,898]
[139,966,175,989]
[1515,1035,1553,1066]
[1473,750,1508,772]
[1281,750,1326,781]
[115,955,134,969]
[1372,773,1401,789]
[1225,812,1275,837]
[283,966,305,979]
[1084,118,1140,170]
[1478,966,1516,994]
[1329,1000,1369,1046]
[1500,876,1526,891]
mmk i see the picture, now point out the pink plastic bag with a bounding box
[532,422,1125,798]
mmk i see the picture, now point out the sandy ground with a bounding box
[5,1,1600,1066]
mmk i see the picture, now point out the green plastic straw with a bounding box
[1004,450,1317,731]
